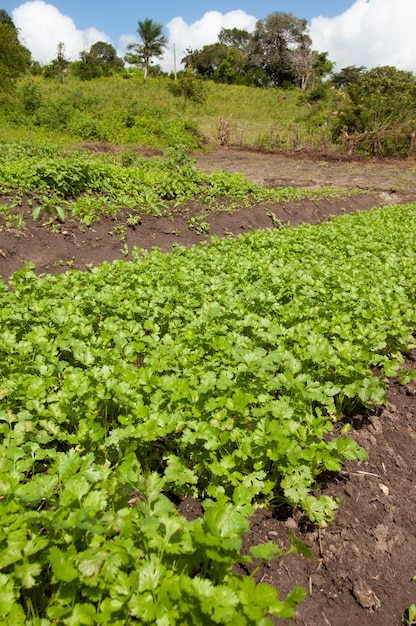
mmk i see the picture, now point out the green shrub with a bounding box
[67,110,107,141]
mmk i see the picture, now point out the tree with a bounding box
[74,42,124,80]
[124,18,167,80]
[0,11,31,91]
[289,45,316,91]
[43,42,69,83]
[168,69,208,112]
[313,52,334,80]
[184,14,330,89]
[183,43,248,85]
[331,65,366,90]
[0,8,14,26]
[247,12,311,87]
[333,66,416,156]
[218,27,252,51]
[182,44,229,79]
[290,49,334,91]
[215,47,248,84]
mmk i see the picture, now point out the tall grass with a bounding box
[194,83,311,148]
[1,73,325,151]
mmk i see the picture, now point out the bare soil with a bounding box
[1,148,416,282]
[1,148,416,625]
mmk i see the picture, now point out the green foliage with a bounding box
[20,80,43,113]
[0,19,31,92]
[300,82,330,104]
[0,45,323,151]
[0,51,414,155]
[183,43,227,78]
[1,202,415,512]
[0,464,302,623]
[125,18,168,80]
[313,52,334,81]
[248,12,311,87]
[215,47,249,85]
[74,42,124,81]
[402,604,416,625]
[218,27,252,51]
[333,66,416,156]
[168,71,209,112]
[1,196,416,622]
[187,12,330,90]
[0,141,339,223]
[331,65,367,90]
[67,110,107,141]
[0,76,202,149]
[33,98,73,130]
[298,82,334,136]
[0,9,14,26]
[43,42,69,83]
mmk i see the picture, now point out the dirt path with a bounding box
[196,148,416,195]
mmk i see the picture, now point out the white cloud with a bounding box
[13,1,257,72]
[11,0,416,76]
[12,0,111,64]
[310,0,416,73]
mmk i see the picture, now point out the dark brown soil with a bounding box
[182,353,416,625]
[251,363,416,626]
[1,148,416,625]
[1,148,416,283]
[180,355,416,626]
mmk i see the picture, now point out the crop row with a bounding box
[0,142,349,225]
[0,202,415,623]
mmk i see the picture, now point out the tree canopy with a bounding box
[43,42,69,82]
[0,8,14,26]
[74,42,124,80]
[124,18,167,79]
[218,27,251,51]
[331,65,367,90]
[248,12,311,87]
[184,12,330,89]
[183,44,229,79]
[333,65,416,156]
[168,68,208,112]
[0,11,31,91]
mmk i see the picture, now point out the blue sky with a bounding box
[3,1,354,42]
[3,0,416,75]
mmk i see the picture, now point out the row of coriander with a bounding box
[0,202,415,623]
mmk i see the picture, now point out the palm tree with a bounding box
[125,18,168,79]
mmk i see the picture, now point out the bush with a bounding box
[333,66,416,156]
[20,80,42,113]
[33,100,72,130]
[67,110,108,141]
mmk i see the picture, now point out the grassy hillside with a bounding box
[0,73,320,151]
